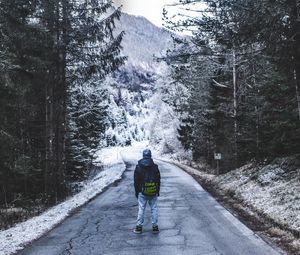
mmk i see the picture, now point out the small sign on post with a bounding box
[214,153,222,175]
[214,153,222,160]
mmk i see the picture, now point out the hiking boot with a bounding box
[133,225,142,234]
[152,225,159,233]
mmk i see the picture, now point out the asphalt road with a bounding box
[18,158,283,255]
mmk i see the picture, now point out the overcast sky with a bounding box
[113,0,205,35]
[113,0,166,27]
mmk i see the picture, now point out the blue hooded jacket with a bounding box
[134,157,160,197]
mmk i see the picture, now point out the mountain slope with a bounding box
[104,13,184,157]
[115,12,173,66]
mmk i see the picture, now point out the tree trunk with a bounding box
[42,0,68,202]
[53,0,68,201]
[251,45,260,159]
[293,66,300,120]
[2,185,8,208]
[43,1,56,201]
[232,49,238,165]
[291,0,300,120]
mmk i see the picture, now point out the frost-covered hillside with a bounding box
[168,156,300,253]
[105,12,183,153]
[115,12,173,65]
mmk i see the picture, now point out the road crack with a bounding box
[60,217,90,255]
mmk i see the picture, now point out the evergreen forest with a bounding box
[163,0,300,171]
[0,0,124,227]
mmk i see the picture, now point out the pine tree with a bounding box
[66,85,109,180]
[0,0,52,206]
[64,0,125,182]
[163,0,300,170]
[0,0,125,212]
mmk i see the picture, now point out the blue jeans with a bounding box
[137,193,158,227]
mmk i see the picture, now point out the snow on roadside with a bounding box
[208,162,300,234]
[0,146,126,255]
[159,155,300,242]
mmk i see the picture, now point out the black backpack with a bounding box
[142,168,158,196]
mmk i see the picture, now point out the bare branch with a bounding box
[212,79,228,88]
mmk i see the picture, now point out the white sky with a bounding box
[113,0,205,35]
[113,0,166,27]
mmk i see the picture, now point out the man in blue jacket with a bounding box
[133,149,160,234]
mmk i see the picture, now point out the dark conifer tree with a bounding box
[163,0,300,170]
[0,0,51,207]
[0,0,124,217]
[65,0,125,182]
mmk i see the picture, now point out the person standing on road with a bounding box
[133,149,161,234]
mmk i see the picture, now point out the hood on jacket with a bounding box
[138,158,154,168]
[142,149,152,159]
